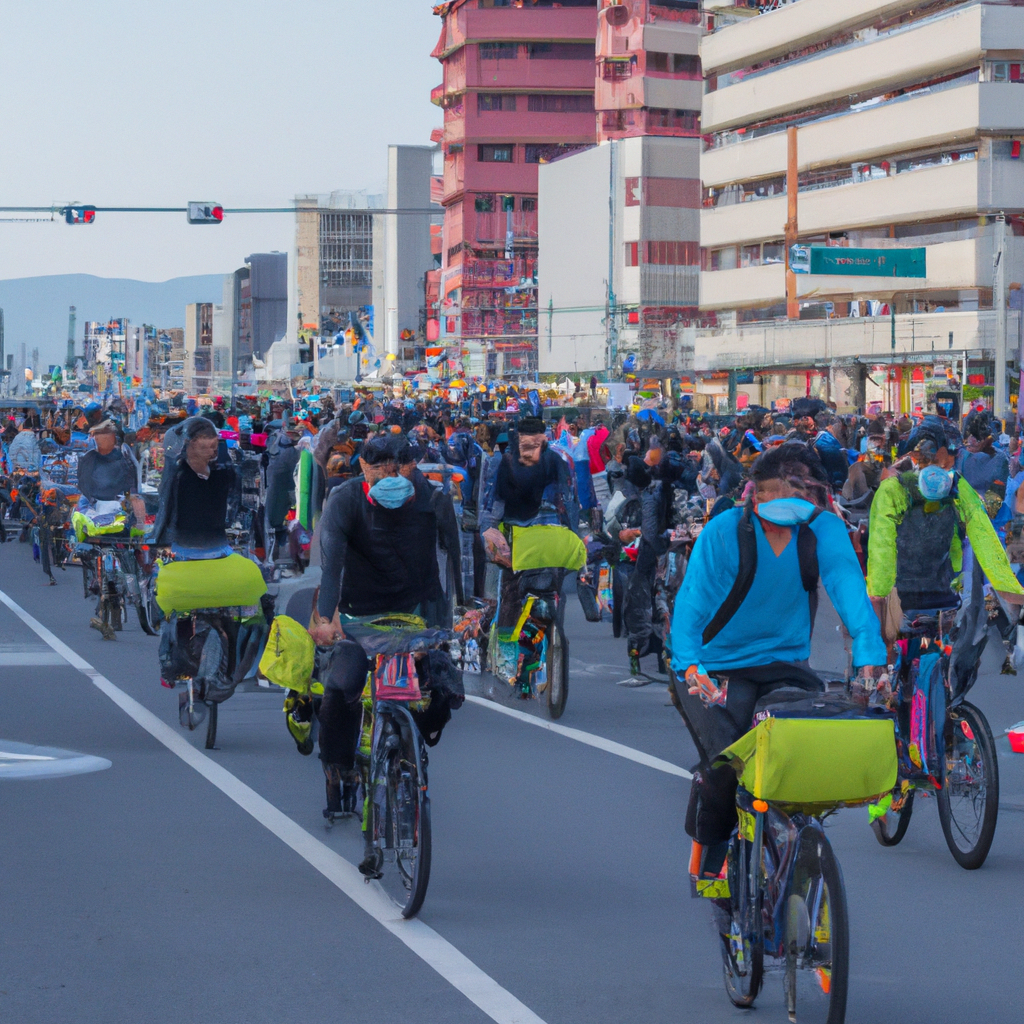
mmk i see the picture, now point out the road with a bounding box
[1,544,1023,1024]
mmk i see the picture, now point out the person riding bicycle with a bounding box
[477,417,583,670]
[311,435,460,855]
[866,416,1024,678]
[669,442,886,872]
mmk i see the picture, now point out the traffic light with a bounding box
[187,202,224,224]
[64,206,96,224]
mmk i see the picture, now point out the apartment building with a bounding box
[184,302,213,390]
[538,0,703,375]
[432,0,599,376]
[696,0,1024,413]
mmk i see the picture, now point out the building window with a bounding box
[645,108,700,131]
[624,242,639,267]
[524,142,590,163]
[480,42,518,60]
[527,94,595,113]
[646,52,701,77]
[645,241,699,266]
[526,42,593,60]
[478,144,514,163]
[624,177,640,206]
[475,194,495,212]
[521,197,537,212]
[600,58,633,80]
[500,194,515,212]
[987,61,1023,82]
[478,93,517,112]
[704,246,738,272]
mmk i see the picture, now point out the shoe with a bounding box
[90,617,116,641]
[358,848,383,880]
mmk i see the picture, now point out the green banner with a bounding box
[790,246,926,278]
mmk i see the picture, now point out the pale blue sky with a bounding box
[0,0,441,280]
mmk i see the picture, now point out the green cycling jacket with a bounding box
[867,473,1024,598]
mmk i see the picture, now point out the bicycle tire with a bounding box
[137,576,161,636]
[382,718,432,918]
[546,623,568,720]
[870,788,915,847]
[936,701,998,870]
[721,833,763,1008]
[785,829,849,1024]
[204,701,218,750]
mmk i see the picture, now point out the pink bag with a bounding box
[372,653,422,701]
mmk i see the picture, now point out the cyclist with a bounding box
[866,417,1024,678]
[669,442,886,871]
[311,435,457,855]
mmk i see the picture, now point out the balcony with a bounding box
[458,5,598,46]
[702,4,1024,133]
[463,105,596,144]
[473,210,539,244]
[463,53,597,92]
[701,158,981,248]
[643,76,702,111]
[701,238,982,310]
[701,0,921,76]
[701,80,1024,187]
[693,309,1021,372]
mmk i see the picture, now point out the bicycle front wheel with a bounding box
[936,701,998,870]
[546,623,568,720]
[785,828,849,1024]
[137,575,161,636]
[381,719,432,919]
[870,787,915,847]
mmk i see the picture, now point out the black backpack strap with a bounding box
[702,504,757,646]
[798,508,822,630]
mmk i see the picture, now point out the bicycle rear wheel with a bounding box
[936,701,998,870]
[870,787,915,847]
[721,833,764,1008]
[380,715,432,918]
[785,828,849,1024]
[546,623,568,720]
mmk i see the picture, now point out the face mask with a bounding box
[917,464,953,501]
[755,497,818,526]
[368,475,414,509]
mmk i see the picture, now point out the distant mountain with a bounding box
[0,273,227,369]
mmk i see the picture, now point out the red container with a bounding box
[1008,722,1024,753]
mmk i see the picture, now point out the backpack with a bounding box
[701,502,821,646]
[259,615,315,692]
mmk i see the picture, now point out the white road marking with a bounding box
[0,751,56,761]
[464,694,693,780]
[0,589,548,1024]
[0,651,69,666]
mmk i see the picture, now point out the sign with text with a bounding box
[790,246,926,278]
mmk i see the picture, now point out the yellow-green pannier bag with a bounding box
[259,615,316,693]
[155,554,267,615]
[715,717,898,810]
[510,524,586,573]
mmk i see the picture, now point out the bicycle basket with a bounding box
[715,716,898,811]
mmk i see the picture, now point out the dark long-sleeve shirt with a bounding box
[317,475,443,619]
[78,449,136,501]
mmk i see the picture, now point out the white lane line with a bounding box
[0,589,547,1024]
[0,652,69,666]
[0,751,57,761]
[464,694,692,780]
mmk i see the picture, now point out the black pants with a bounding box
[670,661,823,845]
[316,641,370,771]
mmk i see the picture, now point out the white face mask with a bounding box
[916,464,953,500]
[754,497,818,526]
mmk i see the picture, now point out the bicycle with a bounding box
[82,536,162,637]
[322,615,456,919]
[869,608,999,869]
[488,566,569,719]
[690,688,898,1024]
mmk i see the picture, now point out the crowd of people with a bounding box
[4,384,1024,846]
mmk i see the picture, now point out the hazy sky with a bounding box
[0,0,441,281]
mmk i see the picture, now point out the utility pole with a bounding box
[785,126,799,320]
[606,140,618,374]
[994,212,1008,420]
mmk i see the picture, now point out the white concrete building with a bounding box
[538,134,700,376]
[696,0,1024,414]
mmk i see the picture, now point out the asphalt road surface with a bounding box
[2,544,1023,1024]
